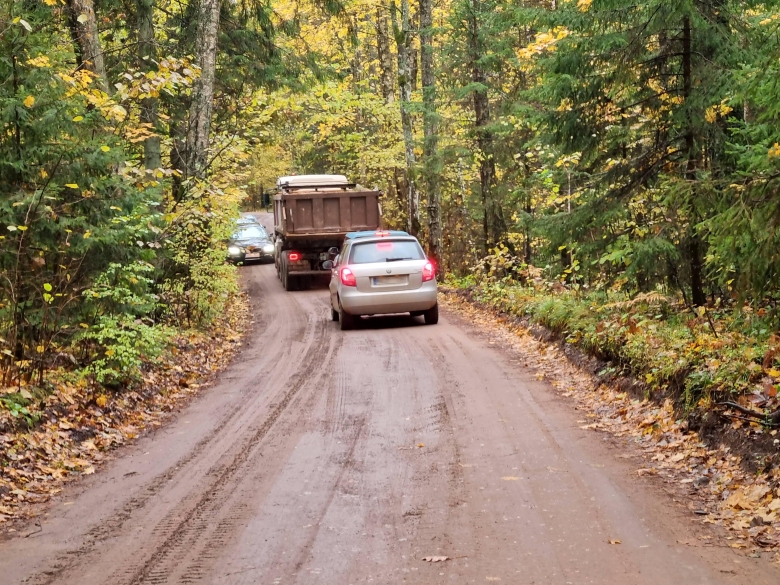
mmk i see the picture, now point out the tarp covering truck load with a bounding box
[273,175,382,291]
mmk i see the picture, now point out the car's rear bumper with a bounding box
[340,283,437,316]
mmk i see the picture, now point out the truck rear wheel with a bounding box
[281,251,297,291]
[284,270,297,291]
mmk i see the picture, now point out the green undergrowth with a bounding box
[446,276,780,414]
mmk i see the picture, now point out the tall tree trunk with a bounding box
[170,119,187,202]
[420,0,441,268]
[185,0,221,179]
[392,0,419,235]
[350,16,367,184]
[469,0,504,251]
[137,0,161,170]
[682,14,706,306]
[376,6,395,104]
[410,12,419,92]
[377,5,398,223]
[66,0,109,94]
[349,18,362,91]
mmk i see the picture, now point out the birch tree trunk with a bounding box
[391,0,419,236]
[136,0,161,170]
[66,0,109,94]
[419,0,441,267]
[186,0,221,179]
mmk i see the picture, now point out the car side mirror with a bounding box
[322,260,333,270]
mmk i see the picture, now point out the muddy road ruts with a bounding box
[1,213,778,585]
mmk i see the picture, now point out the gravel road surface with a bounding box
[1,214,777,585]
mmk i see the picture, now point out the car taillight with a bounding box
[288,251,301,262]
[422,261,435,282]
[340,267,357,287]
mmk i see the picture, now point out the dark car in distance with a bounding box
[227,224,274,264]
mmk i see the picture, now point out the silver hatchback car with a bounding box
[324,231,438,330]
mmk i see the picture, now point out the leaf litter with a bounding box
[441,292,780,564]
[0,298,249,528]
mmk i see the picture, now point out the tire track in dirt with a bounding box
[21,266,337,585]
[168,306,344,585]
[390,333,468,569]
[289,416,367,575]
[116,324,335,585]
[24,272,301,583]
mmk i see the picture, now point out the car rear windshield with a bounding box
[349,239,425,264]
[233,226,267,239]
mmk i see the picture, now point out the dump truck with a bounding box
[273,175,382,291]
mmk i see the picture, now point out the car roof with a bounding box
[345,230,411,240]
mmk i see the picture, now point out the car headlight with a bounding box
[228,246,242,256]
[263,244,274,253]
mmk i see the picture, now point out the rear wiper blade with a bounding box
[386,257,413,262]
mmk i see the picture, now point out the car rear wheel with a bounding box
[339,304,355,330]
[423,303,439,325]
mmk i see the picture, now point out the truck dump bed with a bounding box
[274,175,381,238]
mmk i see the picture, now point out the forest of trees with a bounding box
[0,0,291,384]
[3,0,780,387]
[257,0,780,308]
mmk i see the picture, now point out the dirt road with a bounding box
[1,215,778,585]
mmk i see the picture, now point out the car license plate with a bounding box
[245,253,260,259]
[372,275,406,285]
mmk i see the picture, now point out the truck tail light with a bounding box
[374,230,390,237]
[340,267,357,287]
[422,261,435,282]
[288,251,301,262]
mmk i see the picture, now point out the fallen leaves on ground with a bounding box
[441,291,780,564]
[0,298,249,526]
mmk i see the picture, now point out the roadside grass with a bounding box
[445,276,780,425]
